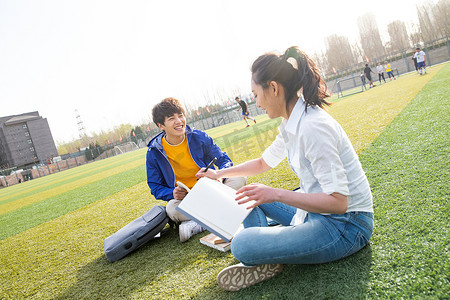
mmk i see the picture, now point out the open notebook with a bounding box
[176,177,254,242]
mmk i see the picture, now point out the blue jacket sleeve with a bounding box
[146,149,174,201]
[201,132,233,170]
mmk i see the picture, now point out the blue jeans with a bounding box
[232,202,373,266]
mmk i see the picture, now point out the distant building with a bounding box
[0,111,58,168]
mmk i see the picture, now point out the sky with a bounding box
[0,0,426,144]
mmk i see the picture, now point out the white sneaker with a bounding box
[217,263,283,291]
[179,220,204,242]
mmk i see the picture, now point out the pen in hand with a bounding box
[204,157,217,173]
[197,157,217,180]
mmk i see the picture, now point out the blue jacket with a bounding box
[146,125,232,201]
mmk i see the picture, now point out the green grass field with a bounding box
[1,64,449,299]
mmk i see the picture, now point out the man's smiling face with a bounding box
[158,112,186,142]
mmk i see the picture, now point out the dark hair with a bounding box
[251,46,331,112]
[152,97,185,126]
[235,97,240,100]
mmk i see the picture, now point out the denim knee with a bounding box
[243,207,268,228]
[230,229,256,265]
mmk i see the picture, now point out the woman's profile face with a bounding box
[251,78,283,119]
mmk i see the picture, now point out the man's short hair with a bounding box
[152,98,185,126]
[235,97,239,100]
[416,47,421,50]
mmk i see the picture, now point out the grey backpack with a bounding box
[104,205,172,262]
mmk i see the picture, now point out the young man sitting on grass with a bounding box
[146,98,246,242]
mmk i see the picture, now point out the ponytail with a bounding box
[251,46,331,112]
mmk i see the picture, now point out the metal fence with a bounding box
[187,102,266,131]
[0,101,266,188]
[0,155,87,187]
[325,36,450,94]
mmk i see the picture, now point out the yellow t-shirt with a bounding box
[162,135,200,189]
[385,64,392,72]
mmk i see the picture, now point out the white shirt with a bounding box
[414,51,426,63]
[262,98,373,224]
[376,65,384,74]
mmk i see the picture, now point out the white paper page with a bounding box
[178,178,254,238]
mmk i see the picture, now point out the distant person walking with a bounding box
[412,56,419,74]
[364,64,375,88]
[385,61,396,80]
[376,62,386,84]
[360,72,367,90]
[413,47,427,75]
[235,97,256,127]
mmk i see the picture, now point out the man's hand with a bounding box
[173,186,188,200]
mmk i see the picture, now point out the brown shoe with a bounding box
[217,263,283,291]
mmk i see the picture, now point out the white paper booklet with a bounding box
[176,177,254,242]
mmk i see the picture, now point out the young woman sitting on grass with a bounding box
[196,46,374,292]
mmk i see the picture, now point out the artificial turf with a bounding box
[0,63,448,299]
